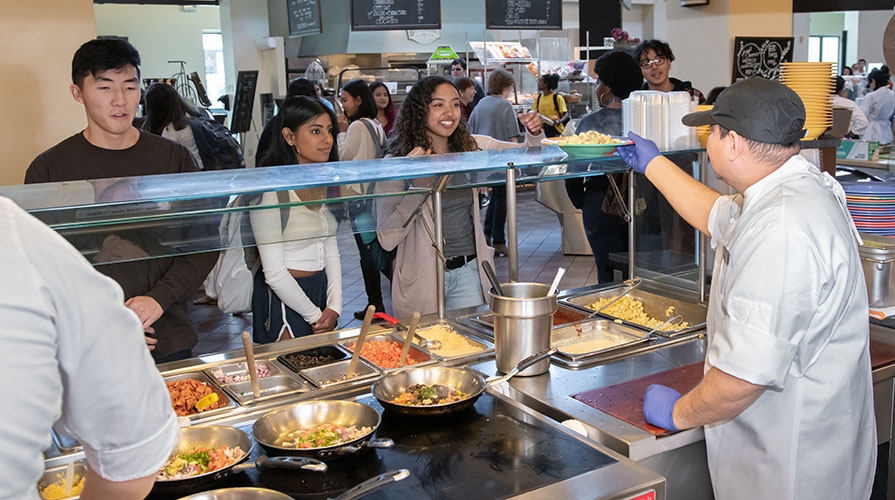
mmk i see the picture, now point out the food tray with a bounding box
[409,323,493,363]
[551,319,653,362]
[471,305,590,331]
[38,460,87,500]
[204,359,281,385]
[222,375,310,405]
[163,372,237,419]
[277,345,350,373]
[299,359,380,388]
[561,287,707,337]
[341,334,435,370]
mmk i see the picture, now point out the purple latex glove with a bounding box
[616,132,661,174]
[643,384,681,431]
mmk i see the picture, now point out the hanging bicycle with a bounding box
[169,60,198,105]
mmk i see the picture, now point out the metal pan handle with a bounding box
[317,438,395,458]
[485,347,558,385]
[254,455,328,473]
[329,469,411,500]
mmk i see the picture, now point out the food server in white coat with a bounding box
[619,78,876,500]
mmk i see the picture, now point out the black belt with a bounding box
[445,254,477,270]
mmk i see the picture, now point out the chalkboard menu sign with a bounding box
[230,70,259,135]
[731,36,793,83]
[486,0,562,30]
[288,0,322,37]
[350,0,441,31]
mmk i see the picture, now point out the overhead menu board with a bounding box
[287,0,322,37]
[486,0,562,30]
[350,0,441,31]
[731,36,793,83]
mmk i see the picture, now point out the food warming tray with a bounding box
[561,286,707,337]
[222,375,310,405]
[299,358,380,389]
[404,322,494,364]
[551,319,654,368]
[277,345,351,373]
[340,333,435,371]
[464,305,589,337]
[163,372,237,420]
[205,359,282,385]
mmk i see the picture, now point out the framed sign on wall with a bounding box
[732,36,793,83]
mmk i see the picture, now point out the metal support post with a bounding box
[506,165,519,282]
[434,189,445,321]
[627,169,636,280]
[697,151,709,302]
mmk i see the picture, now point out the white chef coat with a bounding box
[703,155,875,500]
[0,197,178,499]
[859,85,895,144]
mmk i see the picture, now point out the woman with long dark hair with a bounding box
[251,96,342,343]
[142,83,206,169]
[375,76,544,317]
[370,81,398,137]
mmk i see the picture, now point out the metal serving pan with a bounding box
[561,287,707,337]
[38,461,86,500]
[50,429,82,454]
[471,305,590,331]
[551,319,653,362]
[405,323,493,364]
[277,346,351,373]
[164,372,237,420]
[299,359,380,389]
[340,333,435,371]
[205,359,282,386]
[223,375,310,405]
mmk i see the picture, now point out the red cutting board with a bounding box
[574,363,704,436]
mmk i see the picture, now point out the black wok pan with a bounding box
[153,426,326,496]
[371,347,557,417]
[252,400,393,459]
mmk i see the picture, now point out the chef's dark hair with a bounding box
[286,77,317,99]
[72,38,141,87]
[634,40,675,64]
[593,51,643,99]
[541,74,560,91]
[341,79,378,121]
[869,69,890,89]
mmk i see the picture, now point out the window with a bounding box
[202,31,226,106]
[808,35,840,65]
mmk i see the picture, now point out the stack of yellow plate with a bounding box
[695,105,712,147]
[779,62,835,141]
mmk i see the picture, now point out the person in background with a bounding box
[314,81,336,113]
[854,58,868,76]
[565,51,643,283]
[337,79,389,320]
[620,78,875,500]
[255,77,317,165]
[842,66,853,76]
[469,69,522,258]
[450,57,484,108]
[454,76,477,122]
[370,82,398,138]
[375,76,544,318]
[704,86,727,106]
[0,197,179,499]
[532,73,570,137]
[251,96,342,343]
[860,68,895,145]
[634,39,706,104]
[832,76,868,138]
[142,82,207,169]
[25,38,216,364]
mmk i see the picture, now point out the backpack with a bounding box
[206,192,290,313]
[358,118,385,159]
[188,117,246,170]
[352,119,395,276]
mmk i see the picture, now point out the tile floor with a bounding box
[189,188,600,356]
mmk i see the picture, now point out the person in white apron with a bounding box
[618,78,876,500]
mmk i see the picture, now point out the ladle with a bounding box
[482,260,504,296]
[645,314,684,336]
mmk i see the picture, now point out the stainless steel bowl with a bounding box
[372,366,486,417]
[154,426,253,495]
[252,400,381,456]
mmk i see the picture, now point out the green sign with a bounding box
[428,45,459,63]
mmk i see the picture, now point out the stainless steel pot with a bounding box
[860,234,895,308]
[489,282,557,375]
[252,400,393,458]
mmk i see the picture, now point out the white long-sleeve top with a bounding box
[859,85,895,144]
[250,190,342,324]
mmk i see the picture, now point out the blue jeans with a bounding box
[445,258,485,311]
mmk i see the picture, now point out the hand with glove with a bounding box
[643,384,682,431]
[617,132,661,174]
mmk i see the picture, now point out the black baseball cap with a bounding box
[681,78,806,144]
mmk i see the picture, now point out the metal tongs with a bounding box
[645,314,684,337]
[588,277,642,318]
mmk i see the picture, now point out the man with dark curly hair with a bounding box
[634,39,705,104]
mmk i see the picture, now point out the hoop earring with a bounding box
[598,90,617,108]
[294,145,301,159]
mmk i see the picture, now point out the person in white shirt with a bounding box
[832,76,868,138]
[142,81,207,170]
[251,96,342,343]
[0,196,178,499]
[619,79,876,500]
[860,68,895,145]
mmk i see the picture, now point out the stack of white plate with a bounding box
[779,62,835,141]
[623,90,697,150]
[841,181,895,236]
